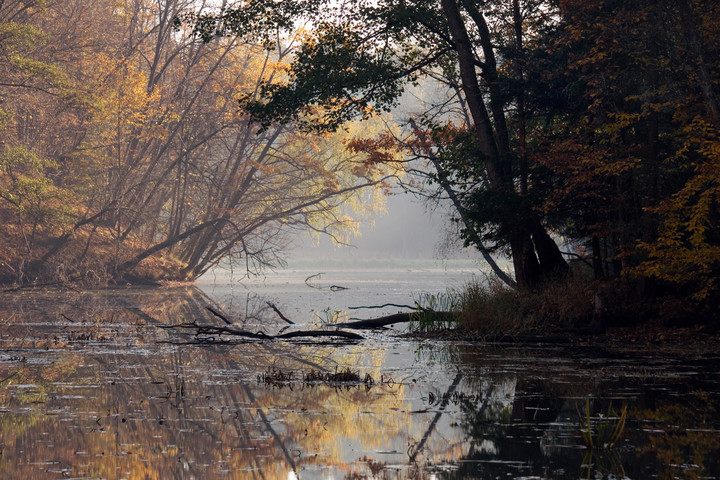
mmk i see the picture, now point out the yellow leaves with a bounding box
[634,118,720,302]
[0,145,78,232]
[102,67,155,124]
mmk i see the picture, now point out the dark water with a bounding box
[0,285,719,479]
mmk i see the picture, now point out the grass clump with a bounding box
[457,275,597,335]
[410,289,461,333]
[407,273,598,336]
[577,399,628,450]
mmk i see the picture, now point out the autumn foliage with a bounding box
[528,0,720,315]
[0,0,397,286]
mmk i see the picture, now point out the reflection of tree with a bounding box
[631,390,720,480]
[442,342,720,480]
[10,290,719,479]
[0,288,432,479]
[409,372,463,462]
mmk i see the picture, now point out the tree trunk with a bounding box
[441,0,567,289]
[530,218,569,278]
[440,0,504,187]
[511,230,542,289]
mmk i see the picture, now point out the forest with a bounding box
[2,0,719,325]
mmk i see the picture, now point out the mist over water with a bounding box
[197,190,500,322]
[290,191,473,260]
[197,257,487,325]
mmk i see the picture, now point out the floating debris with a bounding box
[259,367,375,388]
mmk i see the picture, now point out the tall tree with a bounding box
[186,0,569,288]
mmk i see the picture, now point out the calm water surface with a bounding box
[1,261,719,479]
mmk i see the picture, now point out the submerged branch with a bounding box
[172,320,363,341]
[305,272,324,289]
[266,301,294,324]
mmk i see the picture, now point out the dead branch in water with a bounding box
[266,301,294,324]
[172,320,363,341]
[329,312,416,329]
[304,272,324,288]
[348,303,418,310]
[304,272,348,291]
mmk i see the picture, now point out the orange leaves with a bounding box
[345,134,399,168]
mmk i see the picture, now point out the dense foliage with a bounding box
[533,0,720,314]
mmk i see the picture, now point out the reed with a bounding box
[577,399,628,449]
[409,289,461,332]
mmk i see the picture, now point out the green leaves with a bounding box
[0,145,74,227]
[176,0,324,45]
[240,22,407,132]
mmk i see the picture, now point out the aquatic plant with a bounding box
[314,307,347,325]
[577,399,628,450]
[409,289,460,332]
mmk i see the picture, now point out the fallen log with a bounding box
[275,330,363,340]
[330,311,458,330]
[329,312,415,329]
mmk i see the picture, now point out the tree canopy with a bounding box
[185,0,720,317]
[0,0,399,286]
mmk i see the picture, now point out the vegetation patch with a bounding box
[456,275,597,335]
[259,367,375,388]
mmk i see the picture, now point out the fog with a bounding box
[291,190,476,260]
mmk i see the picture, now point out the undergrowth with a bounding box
[458,275,597,334]
[410,274,599,335]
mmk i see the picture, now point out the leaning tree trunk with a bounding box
[441,0,567,289]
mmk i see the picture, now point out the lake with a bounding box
[1,259,719,479]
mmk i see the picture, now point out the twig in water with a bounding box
[266,301,294,324]
[206,306,233,325]
[348,303,418,310]
[304,272,324,289]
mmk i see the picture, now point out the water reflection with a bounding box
[0,287,719,479]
